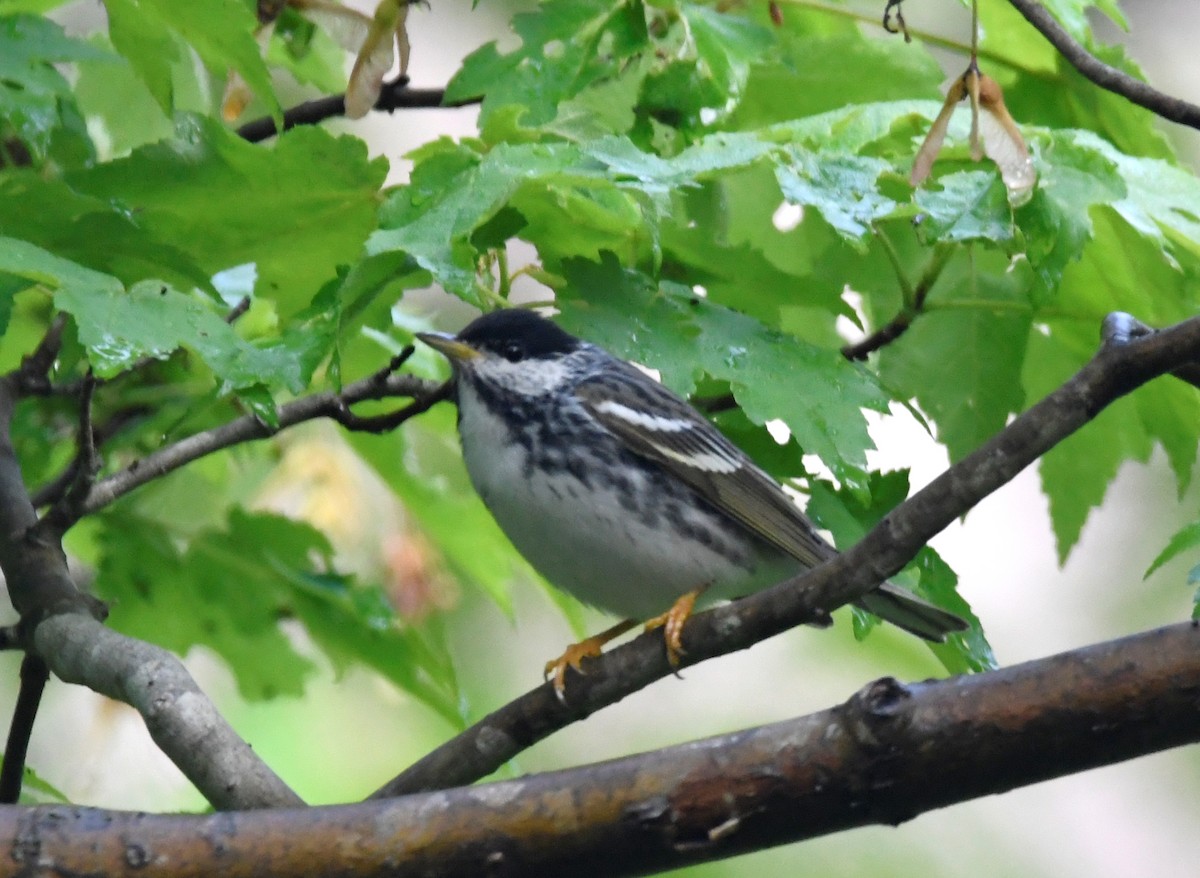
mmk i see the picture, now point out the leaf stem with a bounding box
[872,225,915,307]
[971,0,979,59]
[781,0,1012,68]
[496,248,511,300]
[841,241,954,360]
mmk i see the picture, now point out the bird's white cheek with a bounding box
[471,356,571,396]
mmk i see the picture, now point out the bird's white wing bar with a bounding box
[576,370,832,568]
[591,399,741,474]
[591,399,691,433]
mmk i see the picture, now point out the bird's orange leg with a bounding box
[545,618,638,699]
[643,586,707,668]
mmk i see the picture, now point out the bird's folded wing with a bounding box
[575,371,832,569]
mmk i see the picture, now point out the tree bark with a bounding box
[5,621,1197,877]
[373,312,1200,797]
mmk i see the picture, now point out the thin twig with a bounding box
[74,371,445,522]
[0,655,48,803]
[841,243,954,361]
[332,381,452,433]
[786,0,1013,68]
[370,312,1200,797]
[1006,0,1200,130]
[328,347,453,432]
[236,80,476,143]
[12,315,67,397]
[40,373,101,534]
[882,0,910,42]
[225,297,252,324]
[69,372,100,484]
[29,404,153,510]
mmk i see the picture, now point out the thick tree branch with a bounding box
[0,377,302,810]
[0,379,89,623]
[32,615,304,811]
[74,372,445,522]
[373,313,1200,797]
[236,80,476,143]
[4,621,1197,877]
[1103,310,1200,389]
[1006,0,1200,130]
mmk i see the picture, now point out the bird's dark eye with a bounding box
[501,342,524,363]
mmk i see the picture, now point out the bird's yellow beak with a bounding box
[416,331,481,362]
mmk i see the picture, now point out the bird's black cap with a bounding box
[457,309,580,358]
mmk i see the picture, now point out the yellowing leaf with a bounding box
[911,75,967,186]
[977,74,1036,204]
[221,21,275,122]
[911,66,1036,205]
[345,0,406,119]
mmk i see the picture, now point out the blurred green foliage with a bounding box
[0,3,1197,858]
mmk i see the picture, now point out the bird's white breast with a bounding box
[454,381,795,620]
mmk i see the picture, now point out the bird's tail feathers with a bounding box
[855,582,968,642]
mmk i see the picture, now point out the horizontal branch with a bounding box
[237,80,475,143]
[1006,0,1200,130]
[373,312,1200,798]
[7,621,1197,876]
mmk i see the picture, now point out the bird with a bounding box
[417,308,966,695]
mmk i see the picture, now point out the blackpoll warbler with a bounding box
[418,309,966,694]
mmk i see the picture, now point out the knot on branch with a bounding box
[836,677,924,827]
[840,676,913,753]
[1098,312,1200,394]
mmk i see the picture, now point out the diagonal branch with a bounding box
[0,375,302,811]
[72,371,445,522]
[372,312,1200,798]
[1006,0,1200,130]
[1103,310,1200,389]
[841,241,954,361]
[31,614,305,811]
[6,621,1198,876]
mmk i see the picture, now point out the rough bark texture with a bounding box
[34,615,304,811]
[4,622,1197,877]
[373,313,1200,798]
